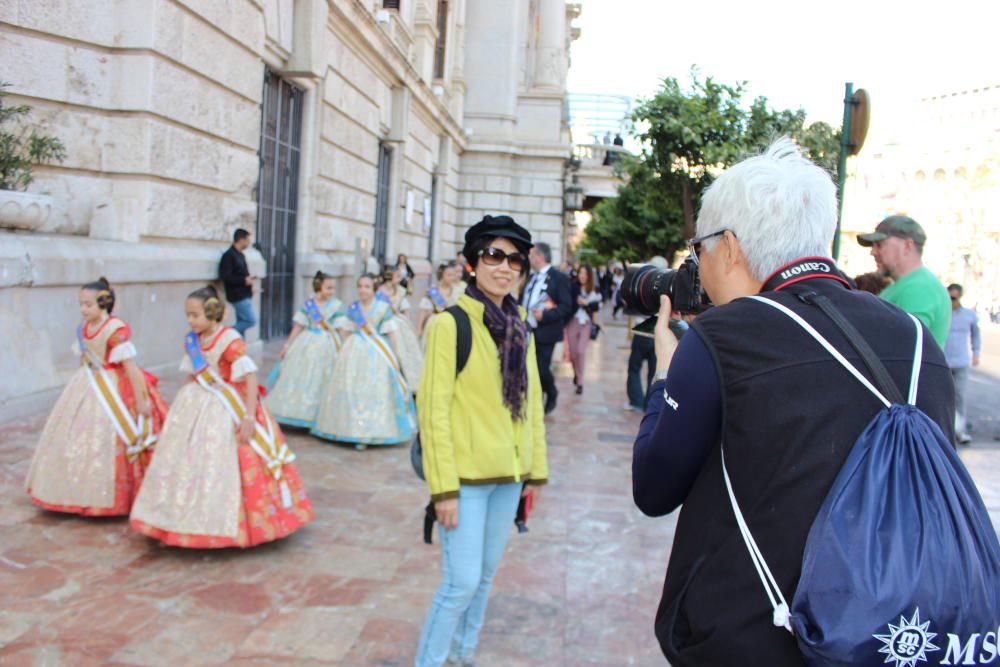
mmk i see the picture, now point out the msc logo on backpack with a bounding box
[873,608,939,666]
[872,608,1000,666]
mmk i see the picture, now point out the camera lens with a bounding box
[619,258,710,316]
[621,265,677,317]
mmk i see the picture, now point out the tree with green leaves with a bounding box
[580,71,839,264]
[0,82,66,191]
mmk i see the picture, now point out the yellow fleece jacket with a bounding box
[417,294,549,501]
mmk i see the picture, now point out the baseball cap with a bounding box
[463,215,533,257]
[857,215,927,247]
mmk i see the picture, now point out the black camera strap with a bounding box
[798,291,906,405]
[759,257,852,293]
[760,257,904,404]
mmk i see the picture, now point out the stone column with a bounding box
[461,0,521,143]
[533,0,565,91]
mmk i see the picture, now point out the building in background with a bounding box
[839,84,1000,311]
[0,0,581,418]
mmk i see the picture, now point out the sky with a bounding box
[566,0,999,145]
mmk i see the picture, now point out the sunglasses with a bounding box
[687,229,731,265]
[478,246,527,272]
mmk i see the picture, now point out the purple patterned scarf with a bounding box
[466,283,529,421]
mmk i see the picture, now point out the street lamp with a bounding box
[833,83,870,261]
[564,174,585,211]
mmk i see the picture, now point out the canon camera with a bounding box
[620,257,711,317]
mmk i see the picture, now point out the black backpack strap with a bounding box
[798,292,906,405]
[446,305,472,376]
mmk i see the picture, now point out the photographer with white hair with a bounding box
[632,139,956,665]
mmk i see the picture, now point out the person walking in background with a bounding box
[456,251,474,284]
[857,215,951,347]
[611,264,625,318]
[624,257,669,412]
[380,265,424,389]
[418,262,462,339]
[219,228,257,339]
[567,265,601,394]
[852,271,890,295]
[945,283,981,445]
[521,241,572,414]
[395,253,415,292]
[599,263,614,303]
[416,215,547,667]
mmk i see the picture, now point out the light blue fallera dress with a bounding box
[266,298,347,428]
[310,299,417,447]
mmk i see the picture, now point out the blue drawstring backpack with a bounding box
[724,295,1000,667]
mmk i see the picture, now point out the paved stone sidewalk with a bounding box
[0,318,671,666]
[1,317,998,666]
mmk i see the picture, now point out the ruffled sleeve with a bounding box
[71,340,82,357]
[379,318,398,335]
[333,315,353,332]
[399,296,412,313]
[419,296,433,311]
[108,341,138,363]
[230,355,259,381]
[179,354,194,374]
[106,326,137,364]
[292,310,309,327]
[221,338,258,381]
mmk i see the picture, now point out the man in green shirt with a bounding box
[857,215,951,346]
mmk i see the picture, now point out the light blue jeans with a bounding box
[231,297,257,338]
[415,483,522,667]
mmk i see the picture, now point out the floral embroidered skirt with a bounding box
[26,367,166,516]
[130,382,313,548]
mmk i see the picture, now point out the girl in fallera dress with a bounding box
[311,273,417,449]
[379,265,423,390]
[130,286,313,548]
[266,271,349,428]
[26,278,168,516]
[418,262,463,340]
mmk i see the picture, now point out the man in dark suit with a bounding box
[521,241,573,414]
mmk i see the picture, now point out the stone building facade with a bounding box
[839,84,1000,309]
[0,0,581,418]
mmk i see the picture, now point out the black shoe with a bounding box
[575,385,583,395]
[544,392,558,414]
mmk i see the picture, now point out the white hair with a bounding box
[696,137,837,282]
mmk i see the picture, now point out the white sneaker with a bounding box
[624,402,641,412]
[957,432,972,445]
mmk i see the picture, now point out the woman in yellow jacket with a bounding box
[415,215,548,667]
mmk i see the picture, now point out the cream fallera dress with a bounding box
[26,317,167,515]
[130,327,312,548]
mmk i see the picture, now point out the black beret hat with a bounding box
[462,215,533,258]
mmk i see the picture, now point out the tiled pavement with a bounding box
[1,316,998,666]
[0,317,671,666]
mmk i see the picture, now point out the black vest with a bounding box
[656,277,955,666]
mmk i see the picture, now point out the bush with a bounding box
[0,82,66,191]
